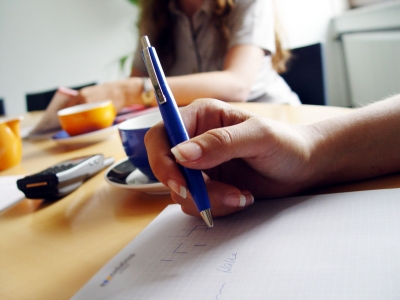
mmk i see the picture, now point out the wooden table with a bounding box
[1,103,400,300]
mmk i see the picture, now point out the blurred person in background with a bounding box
[64,0,300,111]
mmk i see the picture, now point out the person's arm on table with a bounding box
[145,94,400,217]
[63,44,264,111]
[161,45,264,105]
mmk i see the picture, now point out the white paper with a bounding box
[72,188,400,300]
[0,175,25,212]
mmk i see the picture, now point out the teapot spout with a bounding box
[0,116,23,171]
[7,118,22,138]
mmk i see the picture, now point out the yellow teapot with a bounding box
[0,116,22,171]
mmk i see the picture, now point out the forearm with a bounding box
[128,44,263,106]
[165,45,263,106]
[309,94,400,187]
[111,70,250,108]
[166,71,252,106]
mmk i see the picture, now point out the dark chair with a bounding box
[26,82,96,112]
[0,98,5,116]
[280,43,326,105]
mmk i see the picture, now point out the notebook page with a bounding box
[72,188,400,300]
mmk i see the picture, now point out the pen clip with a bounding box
[141,36,166,105]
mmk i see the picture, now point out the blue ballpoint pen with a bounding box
[140,35,214,228]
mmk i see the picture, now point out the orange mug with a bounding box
[0,116,23,171]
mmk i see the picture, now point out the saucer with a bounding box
[52,125,118,146]
[104,158,170,195]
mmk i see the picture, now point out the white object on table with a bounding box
[0,175,25,212]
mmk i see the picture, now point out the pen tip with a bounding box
[200,209,214,228]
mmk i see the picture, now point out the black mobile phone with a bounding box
[17,154,114,199]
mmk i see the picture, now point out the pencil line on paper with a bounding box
[173,242,188,253]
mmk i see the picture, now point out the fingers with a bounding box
[145,98,253,190]
[144,120,188,193]
[56,87,82,108]
[171,117,269,170]
[62,94,84,108]
[144,98,259,218]
[59,90,88,109]
[60,84,123,110]
[180,98,253,135]
[57,86,78,97]
[168,98,265,170]
[172,180,255,218]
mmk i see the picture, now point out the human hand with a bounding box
[63,78,143,112]
[145,98,316,218]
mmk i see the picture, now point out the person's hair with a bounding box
[272,16,291,73]
[138,0,290,73]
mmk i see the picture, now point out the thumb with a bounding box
[171,117,270,170]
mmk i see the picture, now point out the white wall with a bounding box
[0,0,138,116]
[275,0,350,107]
[275,0,349,48]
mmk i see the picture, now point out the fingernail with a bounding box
[202,172,210,182]
[167,179,187,199]
[171,142,202,162]
[238,194,246,207]
[247,192,255,205]
[58,86,78,96]
[223,193,254,208]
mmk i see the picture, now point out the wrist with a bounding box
[141,77,156,107]
[293,124,329,191]
[120,77,144,106]
[304,122,343,189]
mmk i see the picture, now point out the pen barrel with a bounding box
[144,44,211,213]
[179,165,211,212]
[164,105,211,213]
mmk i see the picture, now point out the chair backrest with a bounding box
[25,82,96,112]
[280,43,326,105]
[0,98,5,116]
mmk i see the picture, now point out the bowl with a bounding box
[57,100,116,136]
